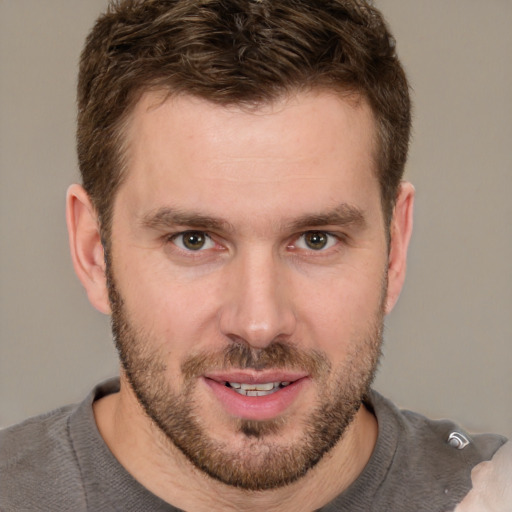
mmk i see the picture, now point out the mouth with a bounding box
[202,372,309,421]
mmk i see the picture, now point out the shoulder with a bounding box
[1,404,75,461]
[392,397,507,468]
[0,404,87,510]
[371,389,506,456]
[368,391,507,510]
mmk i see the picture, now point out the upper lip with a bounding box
[204,370,309,384]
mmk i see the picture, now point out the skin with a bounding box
[453,441,512,512]
[67,90,414,511]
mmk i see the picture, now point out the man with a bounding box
[0,1,508,511]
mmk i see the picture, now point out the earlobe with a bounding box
[66,184,111,314]
[385,181,415,314]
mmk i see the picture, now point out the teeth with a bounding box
[240,382,275,391]
[227,381,291,397]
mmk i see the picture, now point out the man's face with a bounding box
[107,91,390,489]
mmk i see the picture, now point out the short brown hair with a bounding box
[77,0,411,240]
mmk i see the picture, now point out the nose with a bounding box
[218,248,297,349]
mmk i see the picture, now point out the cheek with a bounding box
[117,262,223,347]
[294,268,386,350]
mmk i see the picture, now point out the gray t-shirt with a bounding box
[0,379,506,511]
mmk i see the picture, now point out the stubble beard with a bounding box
[106,264,385,491]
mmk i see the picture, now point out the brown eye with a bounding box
[304,231,329,250]
[173,231,213,251]
[183,232,205,250]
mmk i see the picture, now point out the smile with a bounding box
[203,375,308,420]
[226,381,291,397]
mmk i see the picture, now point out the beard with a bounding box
[106,263,385,491]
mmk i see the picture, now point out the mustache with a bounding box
[181,341,330,381]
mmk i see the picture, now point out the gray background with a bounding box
[1,1,511,437]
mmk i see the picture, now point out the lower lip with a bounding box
[203,378,308,421]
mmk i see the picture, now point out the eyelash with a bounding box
[165,230,346,255]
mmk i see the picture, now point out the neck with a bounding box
[93,376,378,512]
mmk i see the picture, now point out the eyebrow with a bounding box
[286,204,367,231]
[140,203,366,233]
[140,207,234,232]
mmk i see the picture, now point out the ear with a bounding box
[385,181,415,314]
[66,184,111,314]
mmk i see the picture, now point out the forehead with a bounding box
[117,90,381,226]
[126,89,377,160]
